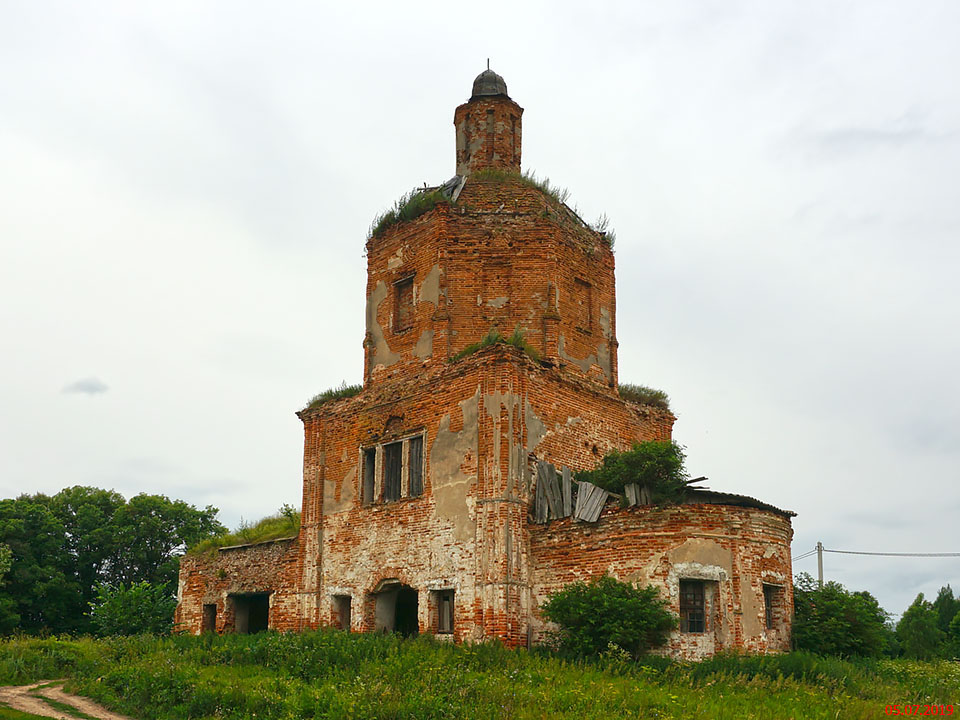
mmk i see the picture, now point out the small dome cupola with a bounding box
[471,68,509,100]
[453,66,524,176]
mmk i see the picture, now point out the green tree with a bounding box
[89,581,178,636]
[0,487,225,636]
[792,573,889,657]
[576,441,689,501]
[897,593,945,660]
[948,611,960,659]
[931,585,960,636]
[0,497,83,634]
[541,575,677,659]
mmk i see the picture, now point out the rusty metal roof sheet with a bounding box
[685,489,796,518]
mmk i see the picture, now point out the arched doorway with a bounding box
[372,579,419,636]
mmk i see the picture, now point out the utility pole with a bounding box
[817,541,824,588]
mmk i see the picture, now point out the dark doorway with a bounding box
[395,585,419,637]
[202,603,217,633]
[231,593,270,633]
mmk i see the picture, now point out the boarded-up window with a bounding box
[395,277,414,332]
[383,441,402,501]
[408,435,423,496]
[680,580,705,633]
[574,278,592,331]
[362,448,376,505]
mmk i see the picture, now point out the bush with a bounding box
[618,383,670,411]
[792,573,890,657]
[90,581,177,636]
[541,576,676,659]
[576,440,688,499]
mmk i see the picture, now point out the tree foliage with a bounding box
[90,581,178,636]
[541,575,677,659]
[0,487,225,635]
[575,441,689,500]
[792,573,889,657]
[897,593,946,660]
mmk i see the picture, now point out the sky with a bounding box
[1,1,958,620]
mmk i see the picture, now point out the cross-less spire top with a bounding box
[471,67,509,100]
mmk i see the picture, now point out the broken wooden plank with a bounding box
[543,462,563,520]
[624,483,640,507]
[561,466,572,517]
[573,481,609,522]
[534,462,549,523]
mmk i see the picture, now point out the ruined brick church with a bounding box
[177,69,795,659]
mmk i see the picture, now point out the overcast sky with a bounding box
[2,1,957,620]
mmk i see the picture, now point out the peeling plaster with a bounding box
[365,281,400,368]
[741,582,763,637]
[387,247,404,270]
[431,388,480,542]
[486,296,508,308]
[524,399,547,454]
[414,330,434,359]
[325,465,356,514]
[667,538,733,573]
[421,264,441,306]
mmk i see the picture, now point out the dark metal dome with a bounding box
[471,69,509,100]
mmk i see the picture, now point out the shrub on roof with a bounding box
[188,505,301,555]
[305,382,362,411]
[618,383,670,411]
[451,327,541,363]
[369,189,447,239]
[576,440,689,500]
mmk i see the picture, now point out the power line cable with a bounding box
[792,549,817,562]
[823,548,960,558]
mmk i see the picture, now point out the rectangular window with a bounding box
[679,580,705,633]
[383,441,402,501]
[574,278,592,331]
[436,590,454,634]
[362,448,376,505]
[408,435,423,497]
[395,276,414,332]
[333,595,352,632]
[763,584,781,630]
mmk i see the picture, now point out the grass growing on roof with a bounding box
[188,505,300,555]
[618,383,670,411]
[304,381,361,411]
[451,327,541,363]
[369,188,447,239]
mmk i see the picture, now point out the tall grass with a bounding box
[0,633,956,719]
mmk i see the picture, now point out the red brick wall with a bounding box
[528,502,794,659]
[176,537,301,634]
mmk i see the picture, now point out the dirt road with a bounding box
[0,681,133,720]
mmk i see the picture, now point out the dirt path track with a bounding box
[0,681,133,720]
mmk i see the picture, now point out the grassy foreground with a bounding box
[0,631,957,719]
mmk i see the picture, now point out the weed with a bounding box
[369,189,447,239]
[451,327,541,363]
[187,509,301,555]
[304,381,361,411]
[618,383,670,411]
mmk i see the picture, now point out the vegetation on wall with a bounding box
[541,576,676,659]
[369,188,448,239]
[471,168,615,248]
[188,505,301,556]
[450,327,541,363]
[576,440,690,500]
[618,383,671,411]
[304,381,362,411]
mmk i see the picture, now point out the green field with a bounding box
[0,631,956,719]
